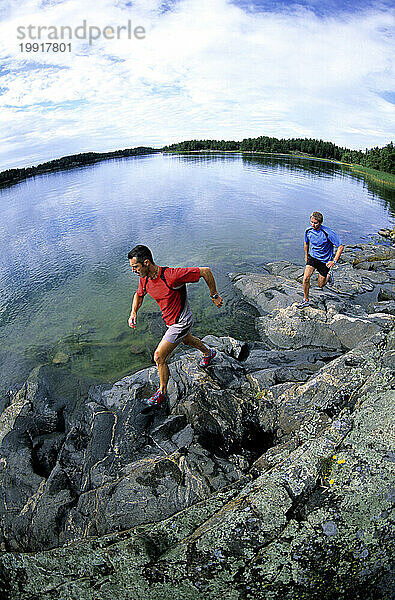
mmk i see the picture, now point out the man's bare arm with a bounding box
[327,244,344,268]
[304,241,309,263]
[199,267,223,307]
[128,292,144,328]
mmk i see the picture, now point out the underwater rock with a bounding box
[52,352,69,364]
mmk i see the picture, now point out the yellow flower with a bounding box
[329,479,334,485]
[337,459,345,464]
[332,456,337,460]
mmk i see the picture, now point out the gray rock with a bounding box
[0,329,393,600]
[232,246,395,313]
[256,302,393,352]
[52,351,69,364]
[340,243,395,265]
[265,261,305,280]
[330,263,389,292]
[330,311,393,349]
[378,287,395,301]
[367,300,395,315]
[243,347,341,386]
[256,304,343,350]
[382,350,395,370]
[0,349,274,552]
[231,258,395,351]
[200,335,249,360]
[231,271,305,314]
[378,227,394,239]
[0,243,394,599]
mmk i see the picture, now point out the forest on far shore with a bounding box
[162,137,395,175]
[1,137,393,190]
[0,146,158,189]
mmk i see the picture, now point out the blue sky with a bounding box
[0,0,394,170]
[232,0,394,16]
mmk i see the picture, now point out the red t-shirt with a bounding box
[137,266,200,326]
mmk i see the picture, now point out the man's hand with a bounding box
[128,313,137,329]
[199,267,223,308]
[212,295,223,308]
[326,260,335,268]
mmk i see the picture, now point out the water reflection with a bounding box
[0,152,393,394]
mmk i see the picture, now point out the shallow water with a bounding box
[0,152,394,393]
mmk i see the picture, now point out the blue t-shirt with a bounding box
[304,225,343,263]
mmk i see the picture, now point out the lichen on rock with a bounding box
[0,244,394,599]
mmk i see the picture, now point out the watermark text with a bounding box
[17,20,145,46]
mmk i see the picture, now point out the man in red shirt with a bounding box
[128,245,223,406]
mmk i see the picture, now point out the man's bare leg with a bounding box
[153,338,178,394]
[317,273,328,288]
[182,331,211,356]
[302,265,315,301]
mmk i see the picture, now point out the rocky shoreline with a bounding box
[0,243,394,599]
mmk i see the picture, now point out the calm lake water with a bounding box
[1,152,394,394]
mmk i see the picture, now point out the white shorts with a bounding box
[162,315,194,345]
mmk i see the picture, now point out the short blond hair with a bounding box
[310,211,323,223]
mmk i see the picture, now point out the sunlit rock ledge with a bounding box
[0,243,394,600]
[231,243,395,351]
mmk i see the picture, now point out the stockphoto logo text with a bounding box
[17,19,146,51]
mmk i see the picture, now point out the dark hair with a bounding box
[127,245,154,263]
[310,211,323,223]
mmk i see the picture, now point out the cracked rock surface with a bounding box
[231,243,395,351]
[0,330,393,600]
[0,243,394,599]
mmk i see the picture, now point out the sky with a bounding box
[0,0,394,170]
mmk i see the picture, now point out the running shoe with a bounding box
[296,299,310,309]
[144,389,168,407]
[199,348,216,368]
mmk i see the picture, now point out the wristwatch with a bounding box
[211,293,219,299]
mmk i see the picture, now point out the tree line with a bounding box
[0,147,158,189]
[2,138,393,188]
[341,143,394,175]
[162,137,395,175]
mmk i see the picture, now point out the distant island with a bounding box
[0,146,159,189]
[1,136,393,189]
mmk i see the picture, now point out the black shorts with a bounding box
[307,254,329,277]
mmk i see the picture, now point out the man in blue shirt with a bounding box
[297,211,344,308]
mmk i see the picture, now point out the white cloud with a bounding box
[0,0,394,169]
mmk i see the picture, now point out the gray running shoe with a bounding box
[296,299,310,309]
